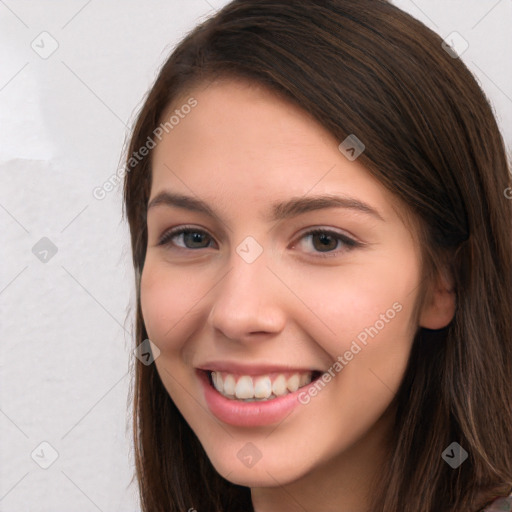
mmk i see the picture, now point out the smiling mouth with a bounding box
[203,369,323,402]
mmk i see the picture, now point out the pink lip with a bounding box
[197,369,321,427]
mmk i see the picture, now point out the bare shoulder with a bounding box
[480,492,512,512]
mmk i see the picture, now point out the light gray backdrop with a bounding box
[1,1,511,511]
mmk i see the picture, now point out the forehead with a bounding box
[150,78,399,223]
[163,78,332,151]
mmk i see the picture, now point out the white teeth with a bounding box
[210,371,315,401]
[235,376,254,399]
[272,375,287,396]
[223,374,236,396]
[287,374,300,392]
[214,371,223,391]
[254,376,272,399]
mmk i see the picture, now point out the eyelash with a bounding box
[157,225,362,258]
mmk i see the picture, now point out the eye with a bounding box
[291,228,361,258]
[157,225,215,250]
[156,225,361,257]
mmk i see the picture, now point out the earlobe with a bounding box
[418,272,456,330]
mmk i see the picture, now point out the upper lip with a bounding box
[197,361,322,375]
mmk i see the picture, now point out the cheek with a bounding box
[285,251,420,354]
[314,255,420,408]
[140,257,205,348]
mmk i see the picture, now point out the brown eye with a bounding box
[293,228,361,258]
[311,232,339,252]
[158,227,214,249]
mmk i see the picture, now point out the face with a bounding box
[140,78,430,500]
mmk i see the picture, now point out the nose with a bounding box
[206,245,287,342]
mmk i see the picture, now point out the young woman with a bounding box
[122,1,512,510]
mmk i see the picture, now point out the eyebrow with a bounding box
[147,191,384,222]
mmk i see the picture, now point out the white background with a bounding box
[1,1,511,511]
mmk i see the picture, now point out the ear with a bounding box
[418,269,456,330]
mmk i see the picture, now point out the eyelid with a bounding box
[157,224,362,257]
[291,225,359,245]
[289,227,362,258]
[157,224,216,248]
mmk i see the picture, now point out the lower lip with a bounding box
[197,369,317,427]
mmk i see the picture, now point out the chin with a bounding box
[204,443,310,488]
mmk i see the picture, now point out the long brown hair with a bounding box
[122,1,512,510]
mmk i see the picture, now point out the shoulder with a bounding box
[480,492,512,512]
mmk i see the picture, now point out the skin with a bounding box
[140,78,455,512]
